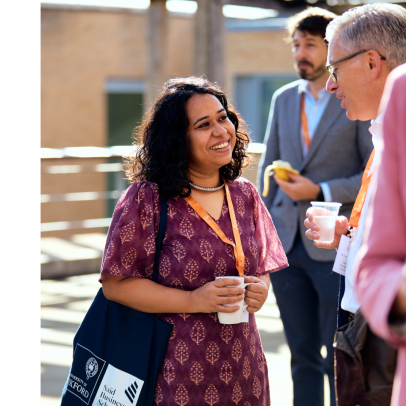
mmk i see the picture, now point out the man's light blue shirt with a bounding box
[298,80,333,201]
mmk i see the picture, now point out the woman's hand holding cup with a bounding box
[244,276,269,313]
[189,278,245,314]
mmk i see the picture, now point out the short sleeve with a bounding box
[99,181,160,281]
[250,183,288,275]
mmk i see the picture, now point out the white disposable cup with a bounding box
[215,276,253,324]
[310,202,342,243]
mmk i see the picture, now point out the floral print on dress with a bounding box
[232,382,243,404]
[184,259,199,283]
[154,384,163,405]
[119,222,135,244]
[179,217,195,240]
[204,384,219,406]
[121,248,136,270]
[200,240,214,263]
[174,384,189,406]
[190,320,206,345]
[221,324,234,345]
[168,204,177,219]
[140,205,153,229]
[190,361,204,385]
[232,339,242,362]
[100,178,288,406]
[206,341,220,365]
[159,255,171,278]
[214,258,227,278]
[144,234,156,256]
[243,356,251,380]
[174,340,189,365]
[172,241,186,262]
[163,360,176,384]
[220,361,233,384]
[235,196,245,218]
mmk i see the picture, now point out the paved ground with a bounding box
[41,273,330,405]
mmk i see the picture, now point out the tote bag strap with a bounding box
[152,195,167,283]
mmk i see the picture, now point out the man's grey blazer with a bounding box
[257,80,373,262]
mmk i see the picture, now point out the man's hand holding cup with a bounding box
[304,206,349,249]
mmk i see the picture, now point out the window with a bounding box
[106,79,145,216]
[106,79,145,146]
[235,75,297,143]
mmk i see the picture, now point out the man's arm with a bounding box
[273,172,321,201]
[264,112,372,204]
[355,151,406,345]
[355,71,406,344]
[257,92,280,207]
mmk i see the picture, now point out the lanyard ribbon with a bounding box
[349,149,377,228]
[183,180,245,276]
[301,92,311,149]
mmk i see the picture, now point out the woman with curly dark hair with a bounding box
[101,77,288,405]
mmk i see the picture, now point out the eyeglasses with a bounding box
[326,49,386,83]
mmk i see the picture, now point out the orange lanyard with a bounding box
[301,93,311,149]
[183,181,245,276]
[349,149,377,228]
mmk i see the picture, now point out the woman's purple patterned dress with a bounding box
[100,177,288,406]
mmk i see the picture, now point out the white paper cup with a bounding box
[215,276,253,324]
[310,202,342,243]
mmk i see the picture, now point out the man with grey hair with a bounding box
[258,6,373,406]
[325,3,406,121]
[305,3,406,404]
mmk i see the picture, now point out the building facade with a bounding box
[41,4,297,236]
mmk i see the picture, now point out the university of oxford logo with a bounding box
[85,357,98,380]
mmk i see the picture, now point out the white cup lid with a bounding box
[310,202,342,207]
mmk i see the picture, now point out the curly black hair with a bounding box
[124,77,252,199]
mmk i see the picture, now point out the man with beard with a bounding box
[257,7,372,406]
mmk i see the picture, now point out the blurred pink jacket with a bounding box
[355,63,406,406]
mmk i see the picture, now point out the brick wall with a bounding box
[41,6,296,236]
[42,8,147,149]
[225,30,295,98]
[42,7,296,149]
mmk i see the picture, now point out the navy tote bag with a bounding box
[60,196,172,406]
